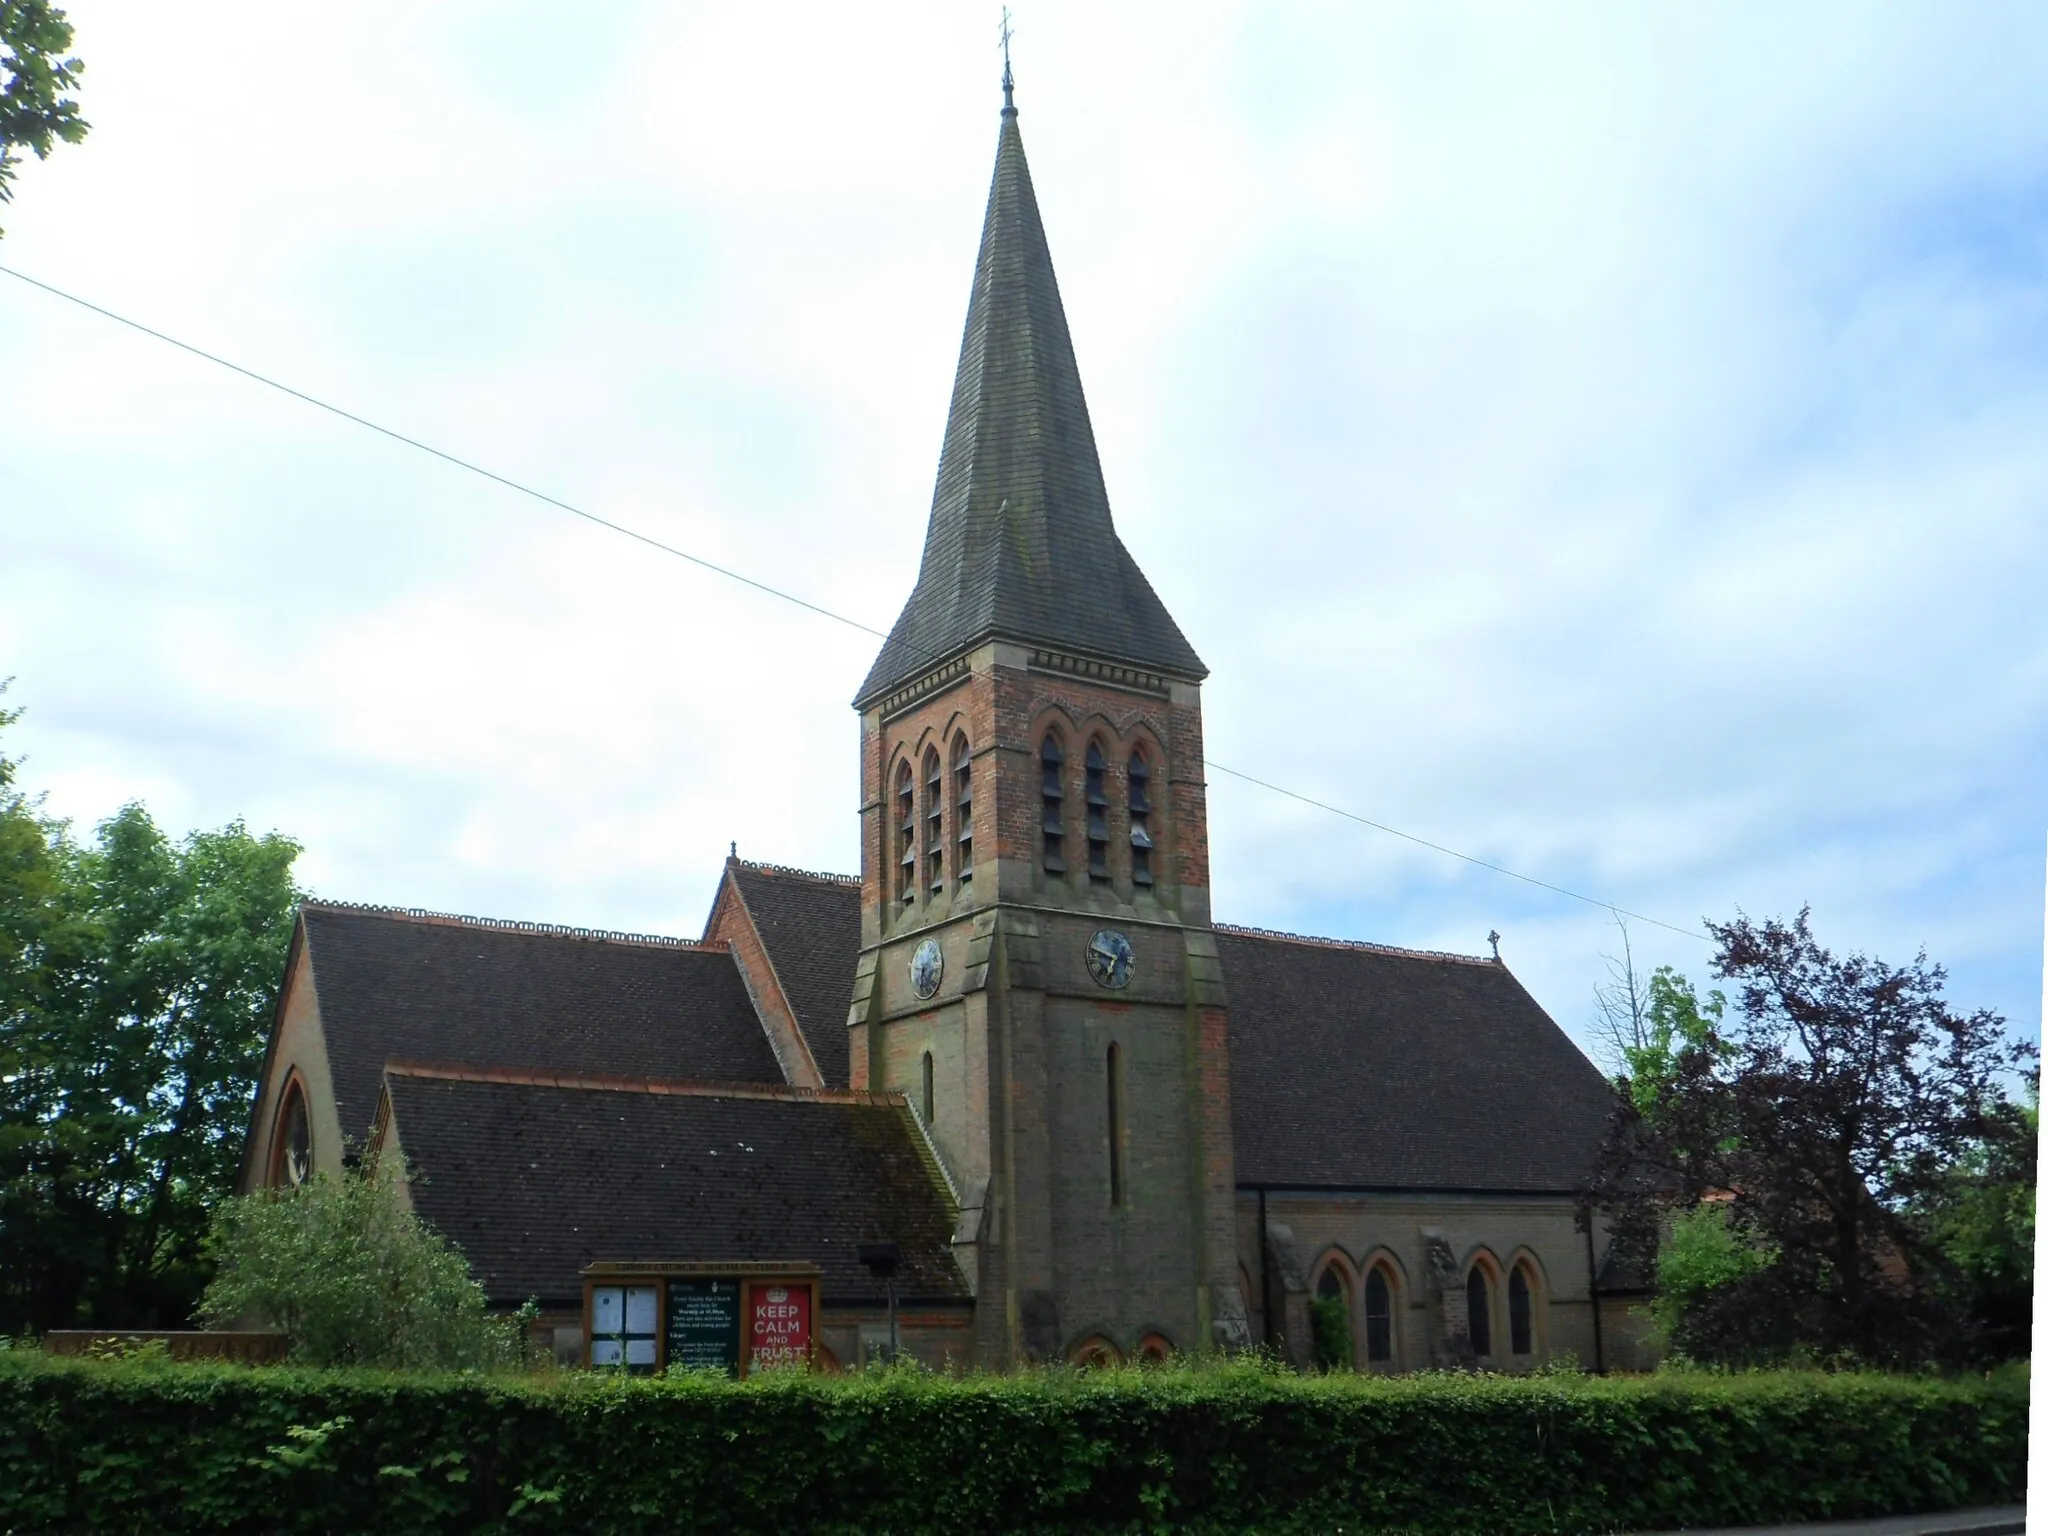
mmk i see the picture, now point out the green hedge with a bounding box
[0,1352,2027,1535]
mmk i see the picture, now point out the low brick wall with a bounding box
[41,1331,289,1365]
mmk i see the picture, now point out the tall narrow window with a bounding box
[1509,1264,1533,1356]
[1106,1042,1125,1206]
[1312,1268,1353,1371]
[952,735,973,888]
[1040,735,1066,875]
[1127,749,1153,888]
[1466,1268,1493,1358]
[272,1079,312,1187]
[895,761,915,908]
[1084,741,1110,883]
[1364,1266,1394,1364]
[924,748,944,897]
[921,1050,935,1126]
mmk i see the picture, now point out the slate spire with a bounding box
[854,95,1206,708]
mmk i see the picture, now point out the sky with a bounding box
[3,2,2044,1069]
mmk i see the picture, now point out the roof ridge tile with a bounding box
[732,860,860,887]
[1213,922,1497,968]
[302,900,709,951]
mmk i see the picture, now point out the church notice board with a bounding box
[581,1262,819,1377]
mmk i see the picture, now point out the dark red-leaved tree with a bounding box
[1581,908,2035,1366]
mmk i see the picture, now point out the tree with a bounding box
[1582,907,2036,1366]
[0,1,89,236]
[199,1154,535,1370]
[0,692,302,1332]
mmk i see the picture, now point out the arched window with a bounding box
[952,735,973,889]
[923,747,944,897]
[921,1050,935,1126]
[1466,1267,1493,1359]
[1135,1333,1173,1365]
[1040,735,1066,875]
[1509,1263,1535,1356]
[1364,1265,1395,1365]
[271,1077,312,1187]
[1127,748,1154,888]
[1106,1042,1126,1207]
[1312,1265,1353,1371]
[1083,741,1110,883]
[1072,1336,1121,1369]
[895,760,915,908]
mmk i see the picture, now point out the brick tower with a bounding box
[847,84,1248,1367]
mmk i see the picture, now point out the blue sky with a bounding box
[3,1,2043,1068]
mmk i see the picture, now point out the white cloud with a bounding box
[2,0,2041,1052]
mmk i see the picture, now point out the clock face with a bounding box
[909,938,944,1000]
[1086,929,1134,990]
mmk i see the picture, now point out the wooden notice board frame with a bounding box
[581,1261,821,1376]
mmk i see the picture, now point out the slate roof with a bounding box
[384,1067,967,1308]
[854,103,1205,708]
[302,905,781,1145]
[1218,928,1619,1192]
[727,864,861,1087]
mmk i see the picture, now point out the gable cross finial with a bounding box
[1000,7,1016,113]
[1487,929,1502,962]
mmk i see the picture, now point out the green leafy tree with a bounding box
[0,691,302,1331]
[199,1154,537,1370]
[1583,909,2036,1366]
[1648,1201,1777,1356]
[0,1,89,235]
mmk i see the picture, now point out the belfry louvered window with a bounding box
[1040,735,1065,874]
[924,748,944,897]
[895,761,915,908]
[1084,742,1110,883]
[1127,749,1153,888]
[953,735,973,888]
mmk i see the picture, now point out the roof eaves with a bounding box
[381,1059,905,1109]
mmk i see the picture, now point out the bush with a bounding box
[197,1157,534,1371]
[0,1351,2026,1535]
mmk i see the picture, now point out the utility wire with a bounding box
[2,261,1707,943]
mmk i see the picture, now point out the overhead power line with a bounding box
[0,261,1708,943]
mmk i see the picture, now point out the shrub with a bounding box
[0,1351,2025,1535]
[197,1156,534,1371]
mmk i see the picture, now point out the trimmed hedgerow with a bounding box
[0,1351,2026,1535]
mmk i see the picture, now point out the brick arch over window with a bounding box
[1134,1332,1173,1364]
[1359,1249,1406,1370]
[1071,1334,1122,1369]
[267,1069,313,1188]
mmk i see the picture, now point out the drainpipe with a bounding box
[1584,1223,1606,1375]
[1257,1187,1273,1350]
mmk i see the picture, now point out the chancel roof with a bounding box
[854,103,1205,708]
[1218,928,1618,1192]
[302,904,780,1146]
[382,1066,966,1308]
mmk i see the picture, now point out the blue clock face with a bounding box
[1086,929,1134,990]
[909,938,944,1000]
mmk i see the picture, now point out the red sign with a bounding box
[748,1282,812,1371]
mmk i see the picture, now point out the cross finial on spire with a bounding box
[1000,7,1016,115]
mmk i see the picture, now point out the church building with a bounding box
[236,86,1649,1375]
